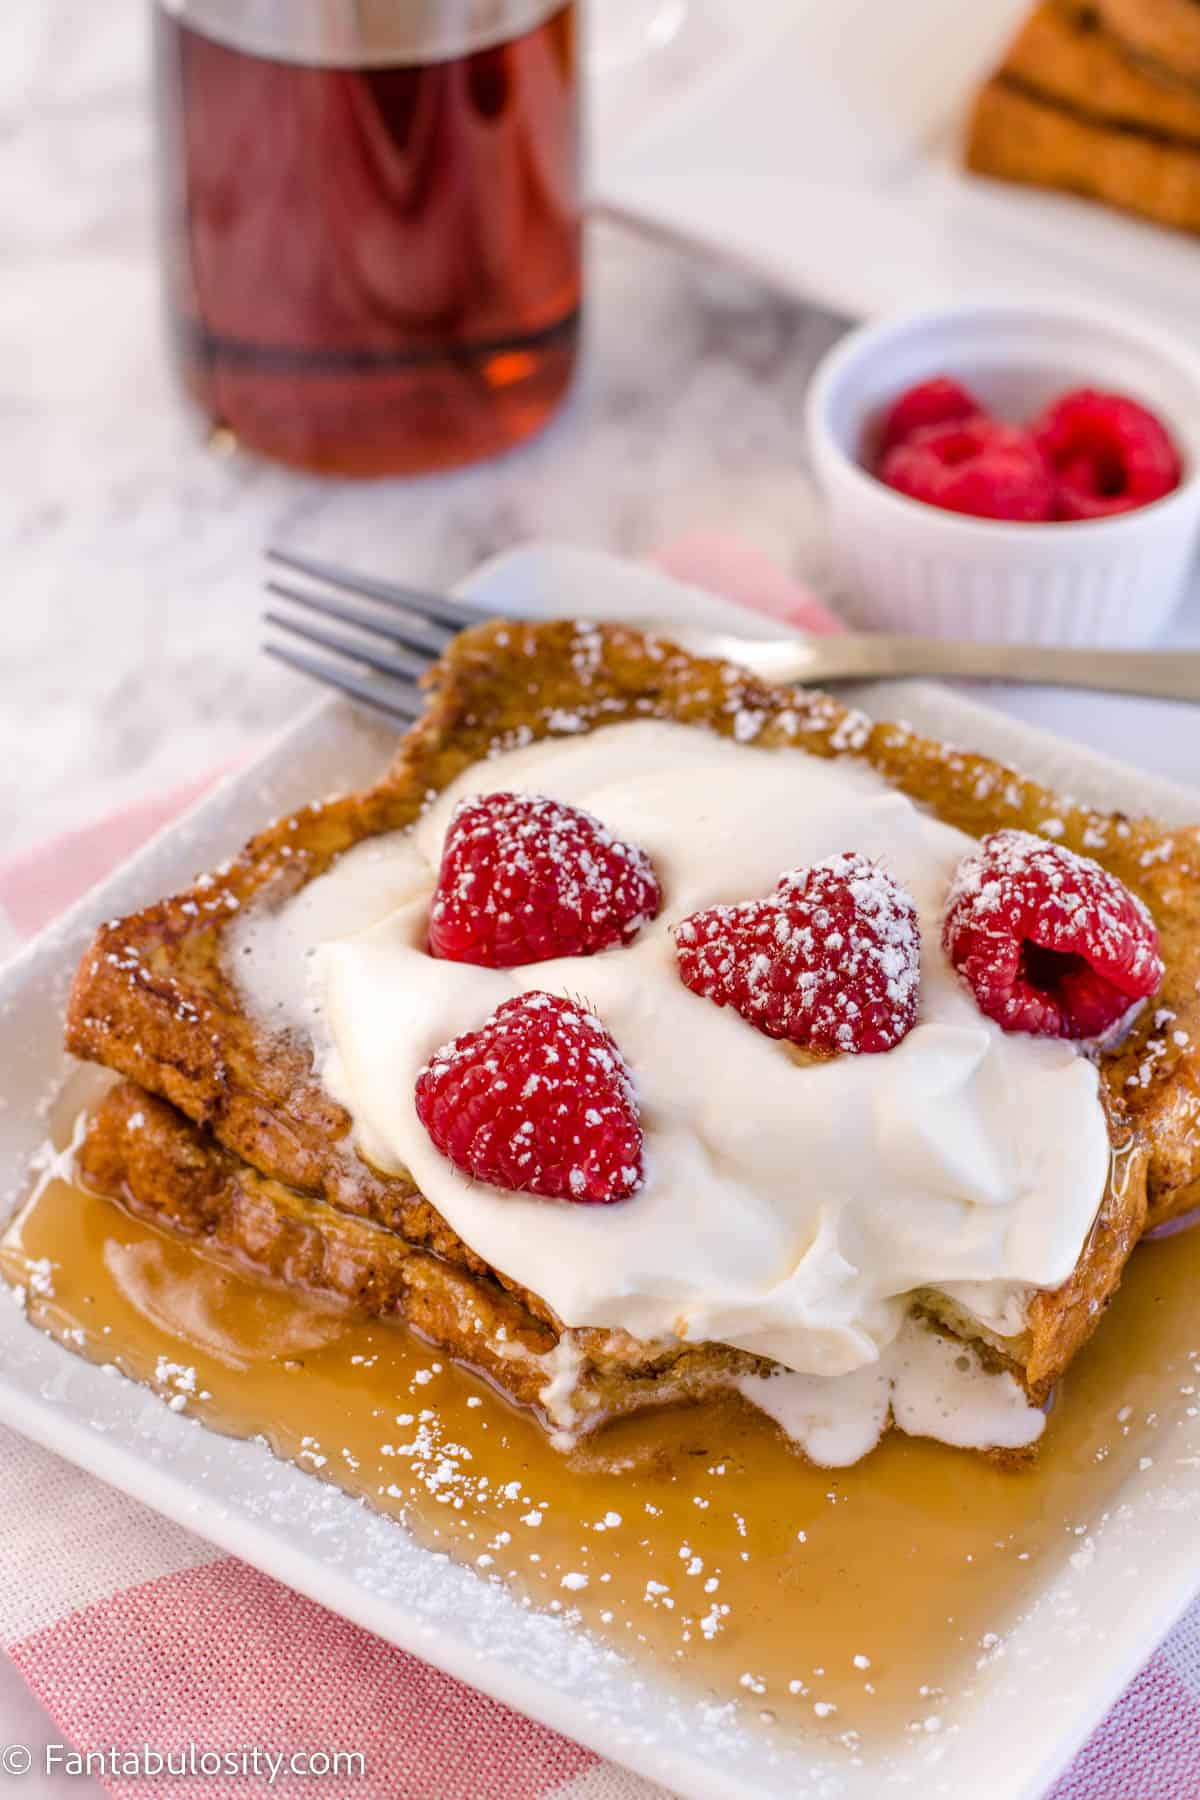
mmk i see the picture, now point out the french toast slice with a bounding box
[76,1080,763,1437]
[1094,0,1200,87]
[991,1,1200,139]
[967,79,1200,235]
[63,621,1200,1423]
[966,2,1200,233]
[73,1067,1146,1452]
[77,1067,1147,1441]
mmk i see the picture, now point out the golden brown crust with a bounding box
[964,0,1200,241]
[61,620,1200,1414]
[1025,1136,1149,1391]
[1094,0,1200,86]
[67,620,1200,1219]
[996,2,1200,140]
[966,77,1200,234]
[88,1067,1146,1419]
[77,1081,771,1436]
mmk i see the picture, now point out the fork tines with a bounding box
[262,644,427,723]
[267,548,483,632]
[262,548,488,725]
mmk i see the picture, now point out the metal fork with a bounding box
[263,548,1200,719]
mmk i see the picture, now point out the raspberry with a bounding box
[429,792,661,968]
[878,418,1056,522]
[414,992,643,1203]
[876,376,982,459]
[674,852,920,1054]
[943,830,1163,1038]
[1031,388,1182,519]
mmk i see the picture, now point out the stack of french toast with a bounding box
[62,620,1200,1459]
[966,0,1200,234]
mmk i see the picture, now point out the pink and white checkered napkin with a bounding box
[1,537,1197,1800]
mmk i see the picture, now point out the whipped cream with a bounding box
[232,720,1110,1402]
[735,1318,1044,1466]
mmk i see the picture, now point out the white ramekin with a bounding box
[806,301,1200,646]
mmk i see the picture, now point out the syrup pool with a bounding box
[4,1158,1200,1753]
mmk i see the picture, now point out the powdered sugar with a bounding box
[415,993,643,1204]
[321,720,1109,1384]
[428,791,661,968]
[943,829,1163,1039]
[676,851,920,1055]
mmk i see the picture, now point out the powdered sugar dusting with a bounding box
[429,791,661,968]
[676,852,920,1055]
[415,992,643,1204]
[943,829,1163,1040]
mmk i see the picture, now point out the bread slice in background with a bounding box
[1094,0,1200,86]
[967,77,1200,233]
[1000,1,1200,138]
[965,1,1200,235]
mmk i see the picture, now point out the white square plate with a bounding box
[3,546,1200,1800]
[593,0,1200,339]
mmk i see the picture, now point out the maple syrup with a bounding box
[154,2,581,475]
[5,1159,1199,1751]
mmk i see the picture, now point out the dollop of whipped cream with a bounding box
[735,1318,1045,1466]
[233,720,1110,1384]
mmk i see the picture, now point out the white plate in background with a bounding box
[2,546,1200,1799]
[592,0,1200,340]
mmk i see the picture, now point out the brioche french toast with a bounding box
[75,1079,803,1433]
[966,1,1200,235]
[64,621,1200,1451]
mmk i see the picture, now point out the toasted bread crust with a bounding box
[1095,0,1200,86]
[996,2,1200,141]
[77,1080,771,1436]
[61,619,1200,1418]
[67,622,1200,1200]
[80,1062,1147,1424]
[966,76,1200,233]
[965,0,1200,234]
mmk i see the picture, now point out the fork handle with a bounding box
[765,636,1200,704]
